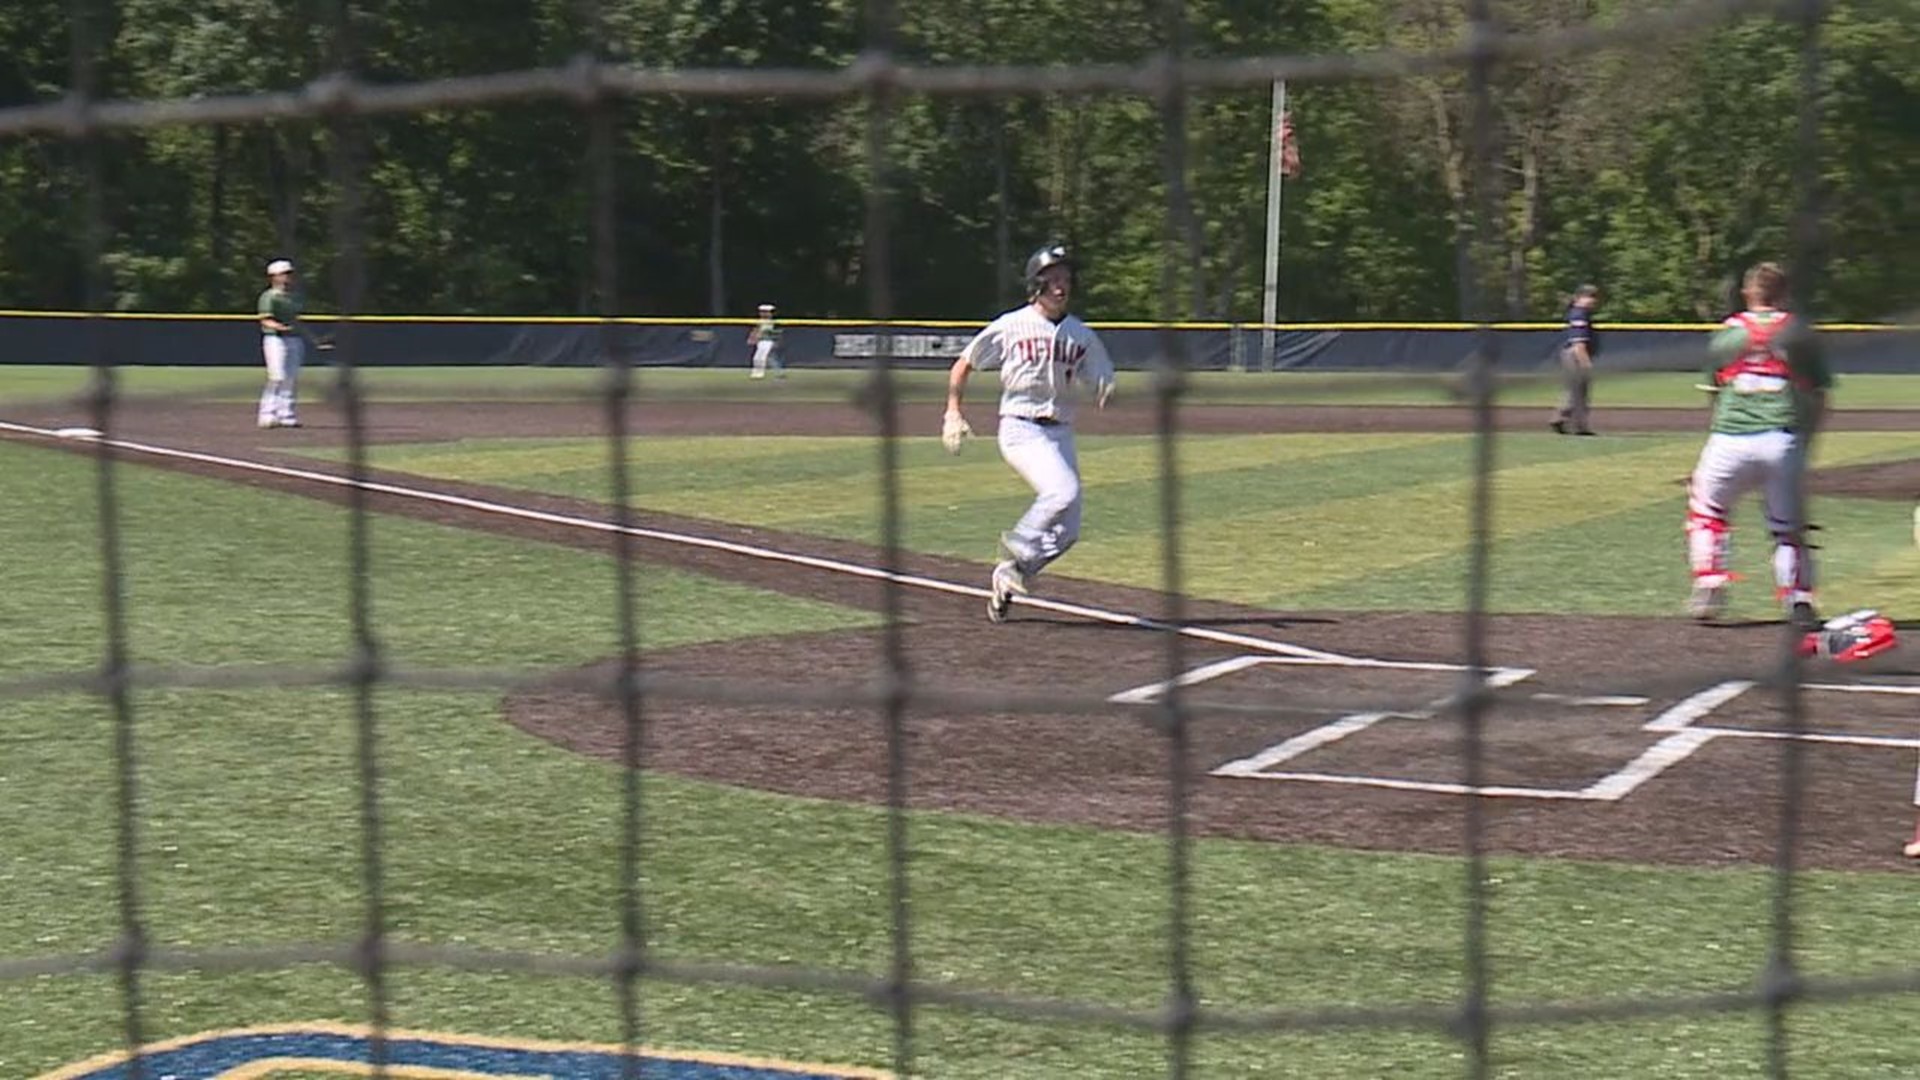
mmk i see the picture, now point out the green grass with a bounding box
[5,364,1920,409]
[337,429,1920,621]
[13,678,1920,1078]
[13,396,1920,1077]
[0,441,870,678]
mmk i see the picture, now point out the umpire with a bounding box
[1551,283,1601,436]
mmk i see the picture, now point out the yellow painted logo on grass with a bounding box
[40,1022,890,1079]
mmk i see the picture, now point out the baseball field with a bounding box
[7,365,1920,1079]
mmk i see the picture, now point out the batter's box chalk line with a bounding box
[1199,667,1920,802]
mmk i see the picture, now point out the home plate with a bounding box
[54,427,102,439]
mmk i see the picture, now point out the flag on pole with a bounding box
[1277,109,1301,178]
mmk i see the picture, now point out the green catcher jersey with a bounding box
[1704,310,1831,435]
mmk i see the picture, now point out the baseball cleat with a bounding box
[1688,584,1726,622]
[257,417,278,429]
[1788,601,1821,633]
[987,559,1026,623]
[1905,834,1920,860]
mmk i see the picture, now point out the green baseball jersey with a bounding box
[258,287,302,335]
[755,316,780,341]
[1704,310,1830,435]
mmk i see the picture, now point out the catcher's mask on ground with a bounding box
[1799,610,1900,664]
[1024,244,1072,299]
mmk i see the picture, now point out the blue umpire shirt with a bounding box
[1563,302,1598,357]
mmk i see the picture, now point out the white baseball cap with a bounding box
[266,259,295,275]
[758,302,775,311]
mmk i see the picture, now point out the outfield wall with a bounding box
[1,312,1912,373]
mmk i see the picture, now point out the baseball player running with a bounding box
[941,243,1115,622]
[1685,261,1832,628]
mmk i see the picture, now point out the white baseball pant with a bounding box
[1685,429,1813,602]
[998,416,1081,577]
[751,339,780,377]
[258,334,305,425]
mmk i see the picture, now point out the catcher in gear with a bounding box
[942,243,1115,623]
[1684,262,1831,629]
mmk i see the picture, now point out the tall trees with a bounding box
[0,0,1914,321]
[0,0,82,307]
[602,0,860,316]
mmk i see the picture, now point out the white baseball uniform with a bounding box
[749,312,782,378]
[961,303,1114,578]
[258,334,305,426]
[257,284,305,427]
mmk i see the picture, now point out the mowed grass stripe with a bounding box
[1099,431,1920,606]
[1799,495,1920,618]
[1070,436,1704,601]
[360,432,1462,526]
[675,431,1628,536]
[1278,435,1920,615]
[356,434,875,486]
[1306,492,1920,617]
[1285,498,1707,615]
[790,434,1478,545]
[362,432,1445,494]
[341,429,1920,618]
[786,432,1656,557]
[669,431,1461,510]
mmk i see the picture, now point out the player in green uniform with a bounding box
[748,302,784,379]
[1683,262,1832,627]
[256,258,307,428]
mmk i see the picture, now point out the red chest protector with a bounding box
[1715,311,1801,387]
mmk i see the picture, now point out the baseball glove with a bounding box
[940,411,973,455]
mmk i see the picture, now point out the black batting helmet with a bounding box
[1024,243,1073,299]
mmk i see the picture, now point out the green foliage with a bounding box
[2,1,1917,321]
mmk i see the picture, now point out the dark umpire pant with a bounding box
[1555,346,1592,433]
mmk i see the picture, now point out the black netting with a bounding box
[2,0,1884,1077]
